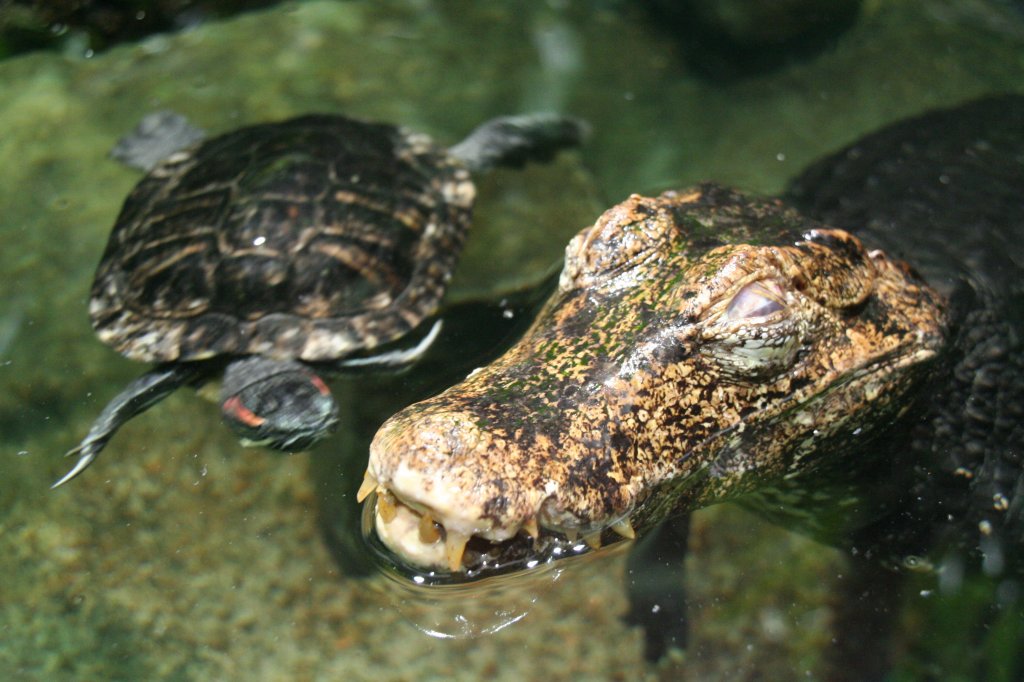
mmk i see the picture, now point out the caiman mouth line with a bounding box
[357,477,636,578]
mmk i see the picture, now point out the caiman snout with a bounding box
[362,408,547,572]
[361,398,639,574]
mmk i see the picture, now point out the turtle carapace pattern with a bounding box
[93,114,472,364]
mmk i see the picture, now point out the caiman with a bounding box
[357,95,1024,666]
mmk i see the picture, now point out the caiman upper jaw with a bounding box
[365,412,519,540]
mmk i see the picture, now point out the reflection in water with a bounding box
[362,494,632,639]
[374,564,551,640]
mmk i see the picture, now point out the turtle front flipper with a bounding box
[448,113,589,173]
[53,363,210,488]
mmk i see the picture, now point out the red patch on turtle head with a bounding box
[222,395,266,427]
[309,374,331,396]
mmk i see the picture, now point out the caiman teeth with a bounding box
[370,487,633,573]
[611,518,636,539]
[377,489,398,523]
[418,512,441,544]
[356,471,377,503]
[445,530,471,572]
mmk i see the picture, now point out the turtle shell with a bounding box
[90,114,475,363]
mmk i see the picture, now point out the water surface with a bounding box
[1,2,1022,679]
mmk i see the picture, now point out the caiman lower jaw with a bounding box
[357,474,636,578]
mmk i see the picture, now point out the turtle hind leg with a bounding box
[448,113,589,173]
[52,363,209,488]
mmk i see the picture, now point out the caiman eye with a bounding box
[703,279,799,379]
[726,281,786,320]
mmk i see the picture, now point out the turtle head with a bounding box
[220,357,339,451]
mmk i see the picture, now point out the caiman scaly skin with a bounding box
[362,184,947,573]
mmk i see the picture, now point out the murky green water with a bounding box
[1,1,1022,679]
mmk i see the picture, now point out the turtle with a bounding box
[54,110,587,488]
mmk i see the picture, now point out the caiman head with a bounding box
[359,183,948,580]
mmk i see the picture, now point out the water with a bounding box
[1,1,1022,679]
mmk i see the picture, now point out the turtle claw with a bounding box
[51,445,98,489]
[52,363,207,489]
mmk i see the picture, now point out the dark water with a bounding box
[1,1,1022,679]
